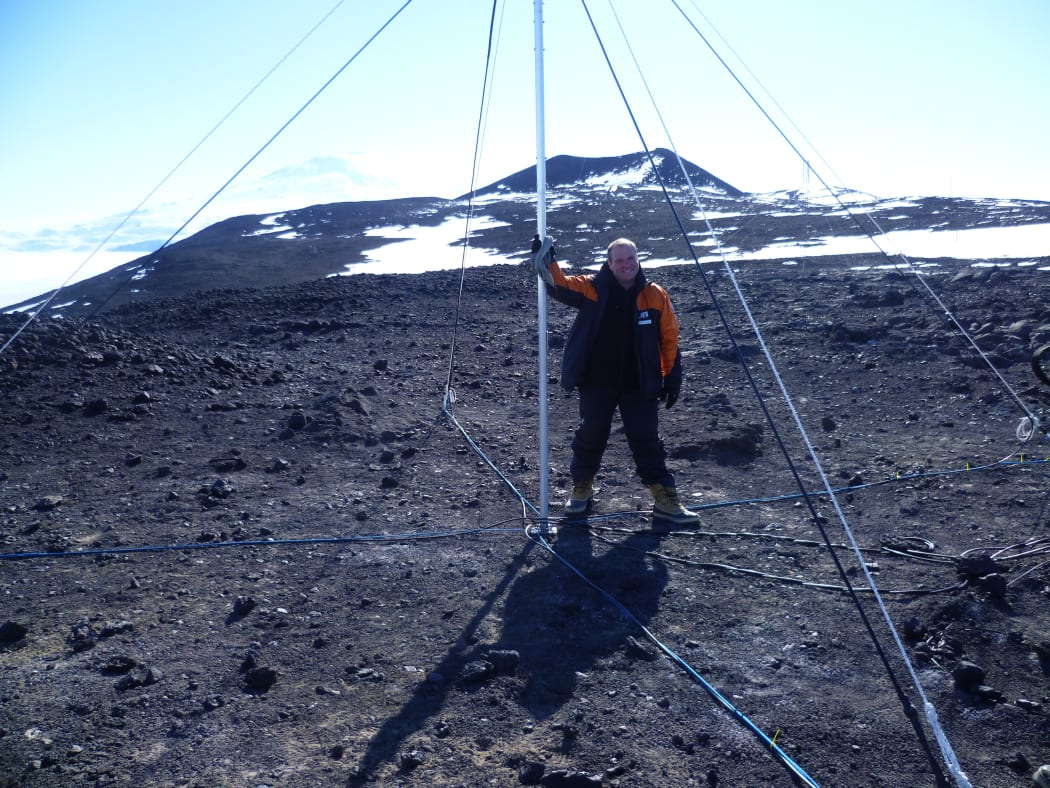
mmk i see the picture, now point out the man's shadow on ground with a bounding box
[494,521,668,720]
[346,518,668,784]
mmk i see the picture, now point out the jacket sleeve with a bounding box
[659,288,683,389]
[543,258,598,309]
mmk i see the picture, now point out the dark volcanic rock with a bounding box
[1,252,1049,787]
[952,661,986,691]
[115,665,163,691]
[0,621,28,645]
[244,666,278,692]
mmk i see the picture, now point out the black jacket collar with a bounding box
[596,262,646,295]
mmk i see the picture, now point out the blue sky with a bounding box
[1,0,1049,303]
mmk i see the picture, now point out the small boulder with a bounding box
[244,666,278,692]
[519,760,545,784]
[487,649,520,674]
[83,398,109,417]
[33,494,64,511]
[68,619,99,652]
[459,660,495,684]
[233,596,257,616]
[0,621,28,644]
[115,665,163,691]
[952,660,986,691]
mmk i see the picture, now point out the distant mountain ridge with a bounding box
[4,149,1049,320]
[465,149,743,198]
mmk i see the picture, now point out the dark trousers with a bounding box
[570,384,674,487]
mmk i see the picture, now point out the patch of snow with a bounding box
[583,160,655,190]
[708,223,1050,263]
[691,210,746,221]
[245,219,296,237]
[336,215,512,276]
[467,190,533,205]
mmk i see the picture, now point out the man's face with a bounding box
[608,243,639,288]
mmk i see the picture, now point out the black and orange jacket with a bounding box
[543,257,683,400]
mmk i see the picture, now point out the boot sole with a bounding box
[652,510,700,530]
[563,499,593,520]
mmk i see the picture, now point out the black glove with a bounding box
[530,235,556,286]
[660,384,679,409]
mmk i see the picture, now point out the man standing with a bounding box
[532,235,699,527]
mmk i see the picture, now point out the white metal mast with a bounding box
[533,0,550,523]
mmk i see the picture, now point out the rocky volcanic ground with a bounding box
[2,256,1050,787]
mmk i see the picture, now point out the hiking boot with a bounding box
[649,483,700,527]
[564,478,594,517]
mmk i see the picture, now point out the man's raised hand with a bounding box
[530,235,556,287]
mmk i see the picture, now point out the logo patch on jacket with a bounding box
[637,310,652,326]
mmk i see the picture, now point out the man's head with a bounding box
[606,238,640,288]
